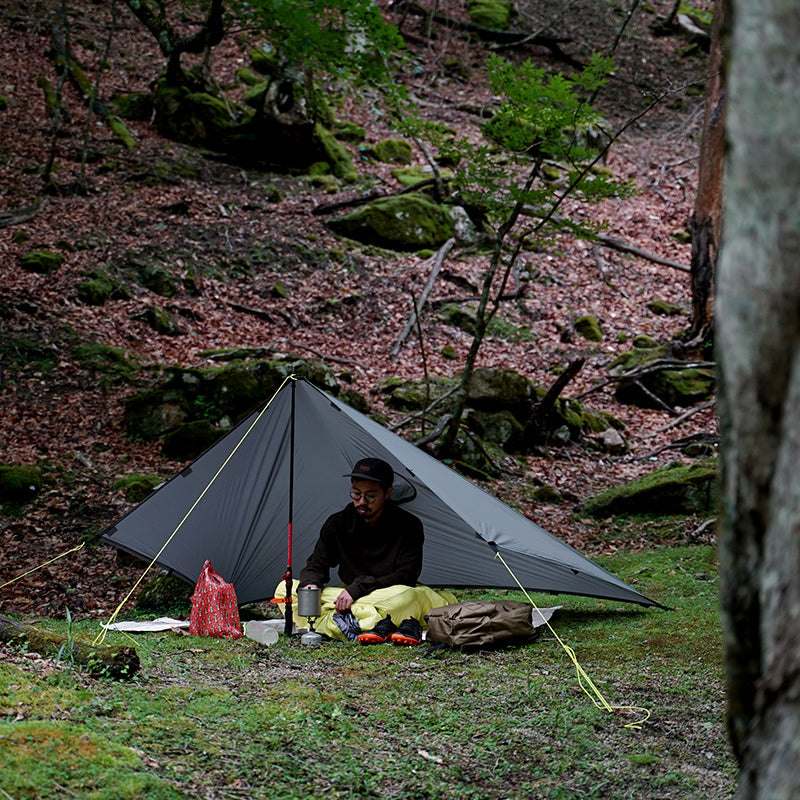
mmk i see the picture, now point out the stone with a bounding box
[597,428,627,455]
[19,250,65,275]
[574,314,603,342]
[328,193,456,251]
[370,137,414,164]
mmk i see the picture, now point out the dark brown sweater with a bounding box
[298,500,424,601]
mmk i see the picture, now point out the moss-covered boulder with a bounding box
[438,304,478,335]
[391,165,453,187]
[125,358,341,442]
[162,419,224,461]
[112,91,153,121]
[76,272,131,306]
[469,409,525,452]
[647,299,683,316]
[19,250,65,275]
[113,474,163,503]
[609,344,716,409]
[0,464,43,504]
[138,265,179,297]
[574,314,603,342]
[370,138,414,164]
[328,193,456,251]
[467,367,536,415]
[333,120,366,144]
[136,306,186,336]
[312,122,358,182]
[467,0,512,29]
[151,80,236,149]
[581,462,717,518]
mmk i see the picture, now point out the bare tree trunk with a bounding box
[717,1,800,796]
[686,0,725,350]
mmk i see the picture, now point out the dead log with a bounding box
[0,613,140,680]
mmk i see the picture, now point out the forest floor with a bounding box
[0,0,716,619]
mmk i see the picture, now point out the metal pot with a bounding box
[297,586,322,618]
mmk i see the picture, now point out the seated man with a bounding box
[279,457,455,644]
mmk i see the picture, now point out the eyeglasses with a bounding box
[350,489,379,503]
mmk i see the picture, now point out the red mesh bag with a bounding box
[189,560,243,638]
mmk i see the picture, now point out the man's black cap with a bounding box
[343,458,394,488]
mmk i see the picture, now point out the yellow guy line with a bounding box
[0,542,86,592]
[493,550,651,729]
[94,374,296,646]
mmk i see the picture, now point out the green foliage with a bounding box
[398,53,634,239]
[231,0,405,84]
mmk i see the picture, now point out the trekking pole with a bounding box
[283,377,297,637]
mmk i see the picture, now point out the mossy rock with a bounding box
[467,0,512,29]
[574,314,603,342]
[250,46,281,76]
[138,265,179,297]
[466,367,536,413]
[391,165,453,187]
[124,358,341,441]
[370,138,414,165]
[632,334,659,349]
[76,272,131,306]
[211,366,262,418]
[581,462,717,518]
[113,474,162,503]
[0,464,43,504]
[328,193,456,251]
[72,341,139,385]
[162,419,225,461]
[0,94,9,112]
[438,304,477,335]
[136,571,193,614]
[333,120,366,144]
[236,67,264,87]
[151,80,236,149]
[530,485,564,505]
[610,344,716,409]
[470,409,525,452]
[112,91,153,121]
[19,251,65,275]
[647,299,683,316]
[312,123,357,182]
[137,305,186,336]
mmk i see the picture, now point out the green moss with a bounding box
[113,473,162,502]
[370,138,414,165]
[467,0,512,29]
[582,461,718,518]
[328,193,455,251]
[574,314,603,341]
[0,463,43,504]
[313,123,358,182]
[19,250,65,275]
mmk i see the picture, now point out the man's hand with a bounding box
[334,589,354,612]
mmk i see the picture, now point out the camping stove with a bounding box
[297,587,323,645]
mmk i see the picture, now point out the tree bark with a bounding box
[686,0,725,349]
[0,614,140,680]
[717,1,800,796]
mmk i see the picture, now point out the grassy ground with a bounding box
[0,545,735,800]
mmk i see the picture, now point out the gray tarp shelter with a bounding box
[101,376,659,608]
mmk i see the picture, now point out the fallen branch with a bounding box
[575,359,716,400]
[522,358,585,450]
[0,613,140,679]
[390,238,456,361]
[0,200,44,230]
[595,234,690,273]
